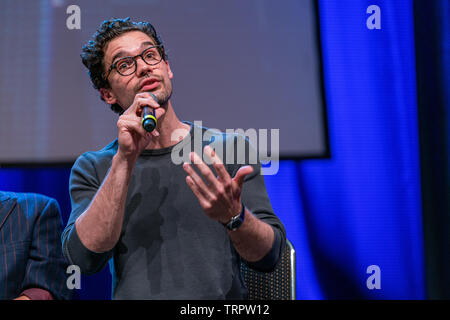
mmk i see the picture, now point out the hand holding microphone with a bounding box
[116,91,164,162]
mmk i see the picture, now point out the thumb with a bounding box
[233,165,254,188]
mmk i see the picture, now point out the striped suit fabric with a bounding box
[0,191,71,300]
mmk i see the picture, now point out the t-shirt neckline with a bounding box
[140,121,195,156]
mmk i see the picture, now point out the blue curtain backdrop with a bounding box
[295,0,423,299]
[0,0,427,299]
[267,0,424,299]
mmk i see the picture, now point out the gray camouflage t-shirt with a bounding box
[62,121,285,299]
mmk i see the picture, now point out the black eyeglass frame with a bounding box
[104,45,164,80]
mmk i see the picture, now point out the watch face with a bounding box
[230,221,240,230]
[227,213,243,231]
[225,204,245,231]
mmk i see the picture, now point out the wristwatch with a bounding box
[222,203,246,231]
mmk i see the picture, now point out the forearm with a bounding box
[227,208,275,262]
[75,153,134,252]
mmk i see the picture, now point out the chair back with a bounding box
[240,239,296,300]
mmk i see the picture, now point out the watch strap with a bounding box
[222,202,245,231]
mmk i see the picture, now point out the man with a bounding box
[62,18,285,299]
[0,191,70,300]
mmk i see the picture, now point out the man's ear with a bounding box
[99,87,118,105]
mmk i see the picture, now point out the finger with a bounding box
[183,162,215,201]
[185,176,210,209]
[150,129,160,137]
[124,98,165,137]
[190,152,222,192]
[153,107,165,119]
[146,101,165,137]
[135,97,159,117]
[124,92,161,117]
[203,146,231,183]
[120,113,160,138]
[232,165,254,189]
[136,92,160,108]
[203,145,223,165]
[117,117,150,138]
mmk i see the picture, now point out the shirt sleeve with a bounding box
[224,133,287,272]
[61,153,114,275]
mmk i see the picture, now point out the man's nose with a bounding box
[136,57,153,77]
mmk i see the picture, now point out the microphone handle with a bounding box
[142,106,157,132]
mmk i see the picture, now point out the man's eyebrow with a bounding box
[110,41,156,64]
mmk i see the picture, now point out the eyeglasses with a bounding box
[105,45,163,79]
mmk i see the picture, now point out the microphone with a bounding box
[141,93,158,132]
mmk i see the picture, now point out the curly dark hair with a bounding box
[81,17,167,114]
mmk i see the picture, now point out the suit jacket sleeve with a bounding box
[21,196,71,300]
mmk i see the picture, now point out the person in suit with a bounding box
[0,191,71,300]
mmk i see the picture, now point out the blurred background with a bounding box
[0,0,448,299]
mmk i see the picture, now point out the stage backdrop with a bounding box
[0,0,327,163]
